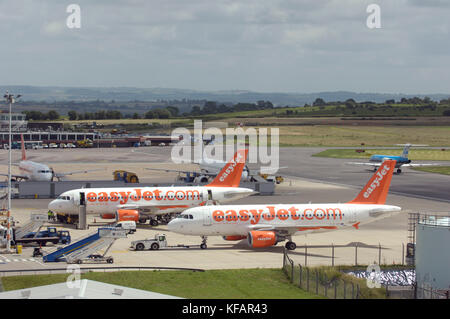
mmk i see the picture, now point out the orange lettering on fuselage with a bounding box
[212,206,343,224]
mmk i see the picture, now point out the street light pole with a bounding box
[3,91,21,252]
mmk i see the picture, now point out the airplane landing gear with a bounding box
[200,236,207,249]
[285,241,296,251]
[150,219,158,226]
[396,168,402,174]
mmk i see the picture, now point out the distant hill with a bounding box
[1,85,449,106]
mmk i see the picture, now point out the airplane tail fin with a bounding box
[348,159,396,205]
[402,144,411,158]
[206,149,248,187]
[21,134,26,161]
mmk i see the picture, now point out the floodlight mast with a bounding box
[3,91,21,252]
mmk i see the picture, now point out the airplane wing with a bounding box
[247,224,341,235]
[118,203,191,215]
[145,167,217,176]
[399,163,440,167]
[0,173,29,181]
[346,162,381,167]
[54,168,106,180]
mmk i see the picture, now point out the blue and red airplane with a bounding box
[347,144,438,174]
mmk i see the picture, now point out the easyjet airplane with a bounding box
[168,159,401,250]
[0,134,102,182]
[48,149,254,225]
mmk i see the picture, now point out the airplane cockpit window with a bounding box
[189,215,193,219]
[57,196,70,200]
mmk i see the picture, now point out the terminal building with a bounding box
[0,111,178,147]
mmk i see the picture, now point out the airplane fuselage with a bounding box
[18,160,53,181]
[48,186,254,216]
[168,203,401,236]
[369,155,410,167]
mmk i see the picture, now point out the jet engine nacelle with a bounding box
[247,231,277,248]
[222,235,247,241]
[115,209,140,222]
[100,213,116,219]
[194,175,210,183]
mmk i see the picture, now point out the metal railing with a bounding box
[0,266,204,277]
[283,248,362,299]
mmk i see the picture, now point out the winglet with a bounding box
[348,160,396,205]
[21,134,26,161]
[206,149,248,187]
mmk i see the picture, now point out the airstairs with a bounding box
[43,228,127,263]
[14,213,48,239]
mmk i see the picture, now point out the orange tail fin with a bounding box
[348,160,396,205]
[21,134,26,161]
[206,149,248,187]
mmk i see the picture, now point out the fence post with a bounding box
[343,280,347,299]
[355,243,358,266]
[306,268,310,292]
[305,244,308,267]
[324,274,328,298]
[378,243,381,265]
[290,259,294,283]
[315,270,319,295]
[299,264,302,289]
[334,281,338,299]
[351,282,355,299]
[283,248,286,269]
[402,243,405,266]
[331,243,335,267]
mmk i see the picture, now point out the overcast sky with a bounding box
[0,0,449,94]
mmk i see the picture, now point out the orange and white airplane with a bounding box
[48,149,254,225]
[168,159,401,250]
[0,135,101,182]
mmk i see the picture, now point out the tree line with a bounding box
[20,97,450,121]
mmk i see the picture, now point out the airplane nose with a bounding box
[48,200,59,212]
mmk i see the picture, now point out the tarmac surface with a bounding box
[0,146,449,274]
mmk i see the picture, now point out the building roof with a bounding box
[0,279,182,299]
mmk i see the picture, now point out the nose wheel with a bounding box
[200,236,207,249]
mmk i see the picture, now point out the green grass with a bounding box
[313,148,450,161]
[412,166,450,175]
[0,269,320,299]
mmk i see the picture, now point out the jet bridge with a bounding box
[43,227,127,263]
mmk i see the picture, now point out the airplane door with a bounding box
[203,207,212,226]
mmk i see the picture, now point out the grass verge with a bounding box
[313,149,450,161]
[0,268,320,299]
[411,166,450,175]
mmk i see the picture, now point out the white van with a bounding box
[115,221,136,234]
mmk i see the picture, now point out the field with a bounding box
[0,269,320,299]
[412,166,450,175]
[312,148,450,161]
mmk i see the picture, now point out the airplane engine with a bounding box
[247,231,277,248]
[222,235,247,241]
[100,213,116,219]
[194,175,210,183]
[115,209,140,222]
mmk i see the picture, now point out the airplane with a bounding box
[0,134,102,182]
[48,149,255,226]
[346,144,438,174]
[167,159,401,250]
[145,155,251,183]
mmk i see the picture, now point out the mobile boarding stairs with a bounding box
[43,228,127,264]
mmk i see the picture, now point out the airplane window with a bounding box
[189,215,193,219]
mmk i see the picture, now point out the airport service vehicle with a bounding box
[168,160,401,250]
[131,233,200,250]
[48,150,254,225]
[0,134,102,182]
[43,227,126,264]
[115,221,136,234]
[49,143,58,149]
[66,143,76,148]
[347,144,438,174]
[113,170,139,183]
[15,227,71,246]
